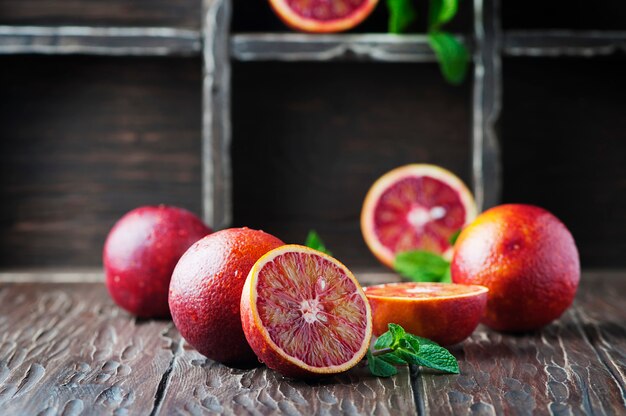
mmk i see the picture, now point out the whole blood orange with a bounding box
[451,204,580,332]
[103,205,211,318]
[361,164,476,268]
[241,245,372,379]
[364,282,488,346]
[268,0,379,33]
[169,228,284,367]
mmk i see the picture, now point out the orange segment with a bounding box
[241,245,372,378]
[364,282,488,346]
[361,164,476,268]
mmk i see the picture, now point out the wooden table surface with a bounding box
[0,271,624,415]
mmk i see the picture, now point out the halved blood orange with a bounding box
[268,0,379,33]
[361,164,477,268]
[240,245,372,378]
[364,282,488,346]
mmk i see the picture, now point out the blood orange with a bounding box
[451,204,580,332]
[361,164,476,268]
[241,245,372,378]
[103,205,211,318]
[268,0,379,33]
[364,282,488,346]
[169,228,284,367]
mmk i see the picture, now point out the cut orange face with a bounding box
[241,245,372,379]
[361,164,476,268]
[268,0,379,33]
[364,282,488,346]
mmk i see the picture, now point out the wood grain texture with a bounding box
[159,346,415,415]
[415,272,626,415]
[0,26,201,56]
[472,0,502,210]
[0,56,202,268]
[202,0,232,229]
[0,0,201,29]
[0,283,175,415]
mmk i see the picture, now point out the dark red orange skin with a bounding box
[103,205,211,318]
[365,286,487,346]
[169,228,284,367]
[451,204,580,332]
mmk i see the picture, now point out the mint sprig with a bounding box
[304,230,332,256]
[367,324,459,377]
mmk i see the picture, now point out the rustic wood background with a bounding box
[0,56,202,267]
[0,0,201,29]
[1,2,625,270]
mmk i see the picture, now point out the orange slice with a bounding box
[241,245,372,378]
[361,164,476,268]
[364,282,488,346]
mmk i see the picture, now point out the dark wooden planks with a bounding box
[159,346,415,415]
[0,272,624,414]
[0,283,175,415]
[415,272,626,415]
[232,61,471,271]
[0,56,202,268]
[0,0,201,29]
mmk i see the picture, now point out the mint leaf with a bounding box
[394,251,450,282]
[428,32,469,85]
[367,351,398,377]
[374,331,394,350]
[441,267,452,283]
[429,0,458,30]
[387,0,417,34]
[379,353,407,365]
[388,323,406,347]
[448,229,461,246]
[406,333,439,347]
[412,343,460,374]
[304,230,332,256]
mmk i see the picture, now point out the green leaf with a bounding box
[379,353,407,365]
[429,0,458,30]
[388,323,406,347]
[367,351,398,377]
[428,32,469,85]
[387,0,417,34]
[304,230,332,256]
[406,333,439,347]
[374,331,394,350]
[441,266,452,283]
[394,250,450,282]
[413,343,460,374]
[448,229,461,246]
